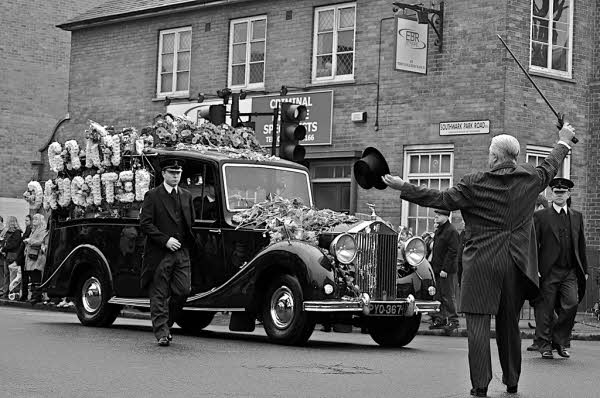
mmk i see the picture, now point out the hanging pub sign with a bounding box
[251,90,333,147]
[439,120,490,136]
[395,16,428,74]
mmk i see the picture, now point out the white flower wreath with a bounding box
[43,180,58,210]
[117,170,134,203]
[57,177,72,207]
[135,169,151,201]
[64,140,81,170]
[71,176,86,206]
[101,172,119,204]
[101,135,114,168]
[111,134,121,166]
[23,181,44,210]
[85,139,101,169]
[92,174,102,206]
[48,142,64,173]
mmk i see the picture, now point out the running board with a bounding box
[108,297,245,312]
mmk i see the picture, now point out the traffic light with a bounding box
[279,102,307,162]
[197,104,226,125]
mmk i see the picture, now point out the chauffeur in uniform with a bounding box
[428,208,460,331]
[533,177,589,359]
[140,158,195,346]
[382,123,576,397]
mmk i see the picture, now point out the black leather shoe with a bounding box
[507,385,518,394]
[526,342,539,351]
[541,350,554,359]
[470,387,487,397]
[552,343,570,358]
[158,337,170,347]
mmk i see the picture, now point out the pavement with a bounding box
[2,297,600,341]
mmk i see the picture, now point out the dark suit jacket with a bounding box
[140,184,195,289]
[398,143,569,314]
[431,221,459,274]
[533,206,588,302]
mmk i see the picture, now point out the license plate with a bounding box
[368,303,406,316]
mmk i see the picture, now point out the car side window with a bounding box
[180,162,219,221]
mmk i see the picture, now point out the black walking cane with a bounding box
[497,34,578,144]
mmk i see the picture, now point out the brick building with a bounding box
[48,0,599,306]
[0,0,96,222]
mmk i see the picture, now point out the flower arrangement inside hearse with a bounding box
[232,196,369,297]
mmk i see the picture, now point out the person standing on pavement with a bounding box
[532,178,588,359]
[428,209,460,331]
[140,158,195,347]
[382,123,577,397]
[23,213,48,304]
[0,216,22,298]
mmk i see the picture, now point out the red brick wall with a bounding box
[0,1,97,200]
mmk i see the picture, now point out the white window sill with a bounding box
[528,69,574,83]
[152,93,190,101]
[307,79,356,88]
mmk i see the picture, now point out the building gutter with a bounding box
[57,0,255,31]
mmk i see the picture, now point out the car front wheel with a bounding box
[368,314,422,347]
[262,274,315,346]
[75,268,121,327]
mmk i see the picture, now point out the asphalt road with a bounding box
[1,306,599,398]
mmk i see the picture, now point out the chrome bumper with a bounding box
[303,294,440,316]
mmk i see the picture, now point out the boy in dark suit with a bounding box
[533,178,588,359]
[428,208,460,330]
[140,158,195,346]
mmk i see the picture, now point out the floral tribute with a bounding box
[232,197,359,245]
[23,181,44,210]
[232,196,362,296]
[27,113,274,218]
[31,119,155,218]
[147,113,278,162]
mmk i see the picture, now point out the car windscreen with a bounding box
[223,164,312,211]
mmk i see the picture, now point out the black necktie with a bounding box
[170,188,178,201]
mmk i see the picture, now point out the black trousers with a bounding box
[149,248,191,340]
[536,267,578,350]
[22,270,42,300]
[465,263,524,389]
[431,273,459,324]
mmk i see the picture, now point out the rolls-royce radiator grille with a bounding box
[354,232,398,300]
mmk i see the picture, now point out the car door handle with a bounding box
[209,229,222,234]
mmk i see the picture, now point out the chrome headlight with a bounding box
[329,233,357,264]
[404,237,426,266]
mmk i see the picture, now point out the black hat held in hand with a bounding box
[353,147,390,190]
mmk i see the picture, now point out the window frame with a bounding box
[312,2,356,83]
[529,0,574,79]
[228,15,267,90]
[156,26,192,97]
[401,145,454,235]
[310,160,353,213]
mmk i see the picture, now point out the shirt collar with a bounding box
[163,182,177,194]
[552,203,567,214]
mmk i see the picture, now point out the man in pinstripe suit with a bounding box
[382,124,576,397]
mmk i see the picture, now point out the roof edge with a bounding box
[57,0,253,31]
